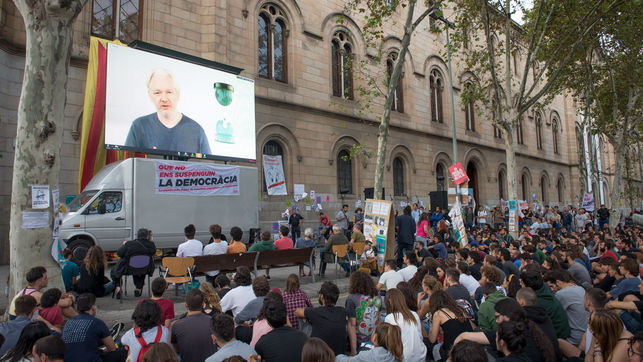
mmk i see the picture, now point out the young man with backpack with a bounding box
[121,300,169,362]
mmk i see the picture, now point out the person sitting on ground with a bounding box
[31,335,65,362]
[235,276,270,324]
[398,251,418,282]
[515,287,560,357]
[495,321,530,361]
[457,261,480,297]
[139,277,174,328]
[376,260,403,292]
[77,245,116,298]
[227,227,247,254]
[62,293,127,362]
[444,268,474,308]
[417,275,443,320]
[0,295,38,356]
[428,235,448,260]
[478,282,508,331]
[0,321,50,362]
[282,274,312,330]
[295,281,347,356]
[248,231,275,252]
[8,267,74,320]
[629,332,643,362]
[301,337,335,362]
[520,270,570,339]
[110,228,157,298]
[250,291,284,348]
[200,282,222,317]
[295,228,316,277]
[214,274,232,299]
[499,248,520,278]
[254,300,309,362]
[345,271,383,356]
[448,340,488,362]
[176,224,203,257]
[60,249,79,293]
[203,224,229,285]
[38,289,64,332]
[426,290,473,361]
[608,257,641,300]
[384,288,426,362]
[414,240,431,265]
[206,314,256,362]
[171,289,216,362]
[121,300,169,362]
[335,322,403,362]
[543,269,589,345]
[220,267,255,317]
[562,246,592,289]
[140,343,178,362]
[320,224,349,277]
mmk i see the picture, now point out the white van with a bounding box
[60,158,259,253]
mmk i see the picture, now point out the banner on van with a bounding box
[155,161,240,196]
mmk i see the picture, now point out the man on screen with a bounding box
[125,69,211,155]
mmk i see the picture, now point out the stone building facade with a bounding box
[0,0,622,263]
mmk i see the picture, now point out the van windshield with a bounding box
[67,190,98,212]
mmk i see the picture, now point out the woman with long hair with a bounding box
[301,337,335,362]
[199,282,222,316]
[384,288,427,361]
[587,309,632,362]
[336,322,403,362]
[416,212,431,246]
[427,290,473,361]
[282,274,312,330]
[417,275,443,319]
[121,299,170,361]
[0,321,50,362]
[436,263,447,286]
[396,281,419,312]
[77,245,115,297]
[496,321,529,361]
[345,270,383,356]
[250,291,284,348]
[408,265,429,292]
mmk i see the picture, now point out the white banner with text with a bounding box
[155,161,240,196]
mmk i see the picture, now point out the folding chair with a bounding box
[332,244,349,279]
[161,257,195,296]
[119,255,153,304]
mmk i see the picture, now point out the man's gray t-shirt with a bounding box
[205,340,256,362]
[336,210,348,229]
[124,113,211,154]
[555,285,588,345]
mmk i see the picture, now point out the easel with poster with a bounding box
[363,199,395,262]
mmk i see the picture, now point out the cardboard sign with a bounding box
[448,162,470,185]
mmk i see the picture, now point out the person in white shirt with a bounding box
[477,206,487,227]
[456,261,480,296]
[220,267,256,317]
[397,251,418,282]
[203,224,229,284]
[384,288,426,362]
[176,224,204,257]
[376,260,404,291]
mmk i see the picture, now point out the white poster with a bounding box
[52,189,60,212]
[294,184,305,198]
[582,192,595,211]
[263,155,287,195]
[508,210,517,232]
[31,185,50,209]
[449,201,468,248]
[155,161,240,196]
[22,211,49,229]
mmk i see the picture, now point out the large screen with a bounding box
[104,43,256,162]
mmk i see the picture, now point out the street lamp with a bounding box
[430,10,459,206]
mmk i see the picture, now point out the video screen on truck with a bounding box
[104,43,256,162]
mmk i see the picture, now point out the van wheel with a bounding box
[68,238,93,265]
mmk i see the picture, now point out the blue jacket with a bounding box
[430,212,443,227]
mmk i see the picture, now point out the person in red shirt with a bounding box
[318,212,332,239]
[138,277,175,328]
[265,226,294,280]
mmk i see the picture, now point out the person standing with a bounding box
[336,204,349,234]
[411,203,420,225]
[288,207,304,240]
[395,206,416,269]
[597,204,610,231]
[477,206,488,228]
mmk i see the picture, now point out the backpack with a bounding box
[455,299,476,321]
[135,326,162,362]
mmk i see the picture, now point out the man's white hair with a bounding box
[304,228,314,237]
[332,224,342,232]
[146,68,180,96]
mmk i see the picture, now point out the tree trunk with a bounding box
[608,142,625,230]
[9,0,86,298]
[503,117,518,238]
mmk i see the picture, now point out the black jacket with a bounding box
[111,238,156,279]
[524,305,562,361]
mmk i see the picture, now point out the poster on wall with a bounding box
[262,155,287,195]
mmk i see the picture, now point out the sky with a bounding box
[512,0,534,24]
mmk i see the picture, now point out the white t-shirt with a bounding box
[477,210,487,224]
[378,270,404,290]
[459,274,480,296]
[398,265,418,282]
[575,213,589,228]
[203,240,229,276]
[220,285,256,317]
[384,311,427,362]
[177,239,204,257]
[121,325,170,362]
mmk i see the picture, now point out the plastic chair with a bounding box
[119,255,153,304]
[332,244,349,279]
[351,242,366,275]
[161,257,195,296]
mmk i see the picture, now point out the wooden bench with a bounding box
[254,247,316,282]
[193,252,259,277]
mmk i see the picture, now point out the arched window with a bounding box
[91,0,142,43]
[430,69,444,123]
[393,157,405,196]
[258,4,287,82]
[331,32,353,99]
[464,83,475,131]
[436,164,445,191]
[492,100,502,138]
[521,174,528,201]
[535,114,543,150]
[557,178,564,203]
[337,150,353,194]
[498,170,505,200]
[262,140,284,192]
[387,53,403,112]
[541,176,547,203]
[552,117,559,154]
[516,118,524,144]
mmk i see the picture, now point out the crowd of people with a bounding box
[1,201,643,362]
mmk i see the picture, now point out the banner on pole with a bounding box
[582,192,595,211]
[449,200,468,248]
[448,162,470,185]
[263,155,287,195]
[155,161,240,196]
